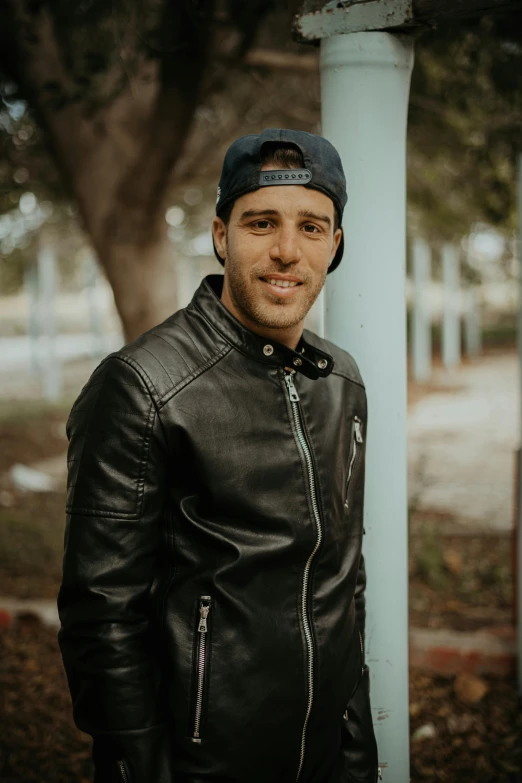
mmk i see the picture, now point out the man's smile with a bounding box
[258,276,304,298]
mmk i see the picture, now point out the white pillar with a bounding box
[37,239,62,401]
[321,32,413,782]
[517,154,522,698]
[411,238,432,382]
[442,243,461,369]
[464,288,481,358]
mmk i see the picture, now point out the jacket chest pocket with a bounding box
[344,416,364,514]
[189,595,212,742]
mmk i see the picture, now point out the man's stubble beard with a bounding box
[224,239,327,331]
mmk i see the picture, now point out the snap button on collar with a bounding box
[318,358,328,369]
[293,357,302,366]
[263,344,274,356]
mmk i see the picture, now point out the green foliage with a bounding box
[414,524,450,591]
[409,13,522,240]
[0,2,521,296]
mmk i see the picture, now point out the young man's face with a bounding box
[212,167,342,346]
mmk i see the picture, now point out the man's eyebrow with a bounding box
[298,209,331,226]
[239,209,279,220]
[239,208,331,226]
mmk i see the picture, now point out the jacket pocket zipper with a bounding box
[191,595,212,742]
[115,760,129,783]
[344,416,363,512]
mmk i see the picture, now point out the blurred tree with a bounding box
[0,2,521,337]
[0,0,222,340]
[408,12,522,243]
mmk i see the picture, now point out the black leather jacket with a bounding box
[57,273,379,783]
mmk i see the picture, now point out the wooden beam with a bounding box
[414,0,522,21]
[294,0,522,40]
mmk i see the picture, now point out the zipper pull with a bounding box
[284,371,300,402]
[378,766,383,781]
[198,597,211,633]
[354,416,363,443]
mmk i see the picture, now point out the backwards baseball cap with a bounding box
[213,128,347,274]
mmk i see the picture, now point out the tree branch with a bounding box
[101,0,216,247]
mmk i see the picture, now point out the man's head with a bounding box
[211,129,346,346]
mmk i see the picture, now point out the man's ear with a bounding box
[331,227,343,261]
[212,216,227,260]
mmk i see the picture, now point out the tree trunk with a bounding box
[5,0,213,342]
[99,222,179,344]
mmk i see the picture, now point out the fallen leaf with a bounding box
[443,549,462,576]
[454,672,489,704]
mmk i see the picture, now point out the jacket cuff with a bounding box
[91,723,174,783]
[338,664,379,783]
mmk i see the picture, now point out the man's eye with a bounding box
[303,224,319,233]
[253,220,271,229]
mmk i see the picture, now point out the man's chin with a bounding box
[251,303,306,332]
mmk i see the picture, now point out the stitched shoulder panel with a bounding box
[116,307,231,404]
[65,356,156,519]
[302,328,365,388]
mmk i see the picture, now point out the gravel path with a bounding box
[408,351,519,531]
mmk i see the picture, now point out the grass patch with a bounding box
[0,396,76,426]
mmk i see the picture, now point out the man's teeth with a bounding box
[264,279,300,288]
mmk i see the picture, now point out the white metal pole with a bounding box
[516,154,522,698]
[411,238,432,382]
[442,243,461,369]
[37,238,62,401]
[321,32,413,782]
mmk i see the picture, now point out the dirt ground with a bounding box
[0,361,520,782]
[0,620,520,782]
[0,394,515,630]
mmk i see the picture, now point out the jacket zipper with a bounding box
[116,760,128,783]
[344,416,363,512]
[191,595,212,742]
[283,369,323,782]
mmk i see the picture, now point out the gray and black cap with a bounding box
[213,128,347,274]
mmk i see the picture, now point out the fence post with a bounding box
[24,261,40,377]
[37,236,62,401]
[442,243,461,370]
[515,153,522,698]
[411,237,432,382]
[464,287,482,358]
[83,249,105,359]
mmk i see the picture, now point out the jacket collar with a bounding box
[189,273,335,380]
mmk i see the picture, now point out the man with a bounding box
[57,127,380,783]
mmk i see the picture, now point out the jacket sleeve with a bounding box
[57,354,175,783]
[338,425,379,783]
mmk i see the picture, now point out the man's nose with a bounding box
[269,226,301,264]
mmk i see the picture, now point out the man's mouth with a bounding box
[259,276,304,294]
